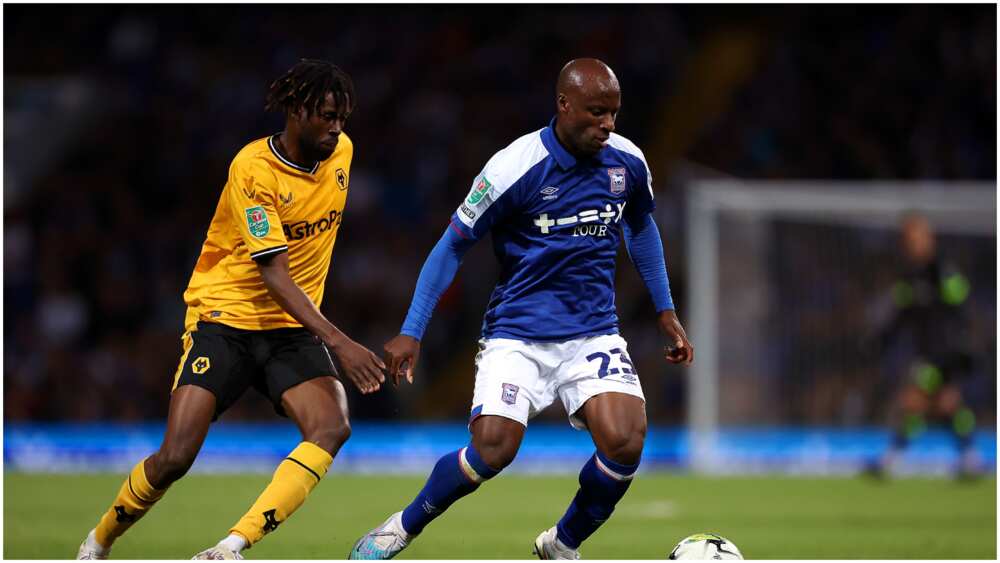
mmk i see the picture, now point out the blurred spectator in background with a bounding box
[3,5,995,426]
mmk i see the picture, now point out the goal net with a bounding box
[684,181,996,473]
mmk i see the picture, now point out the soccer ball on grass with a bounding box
[668,533,743,560]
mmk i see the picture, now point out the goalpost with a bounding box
[684,180,996,472]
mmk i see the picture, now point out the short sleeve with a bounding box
[449,131,548,240]
[450,166,521,241]
[624,149,655,223]
[226,157,288,260]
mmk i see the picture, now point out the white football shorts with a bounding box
[469,333,646,430]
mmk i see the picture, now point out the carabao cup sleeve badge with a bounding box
[245,205,270,237]
[466,176,493,205]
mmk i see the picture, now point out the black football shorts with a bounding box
[172,321,338,419]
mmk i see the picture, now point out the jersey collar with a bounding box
[541,117,578,170]
[268,134,320,175]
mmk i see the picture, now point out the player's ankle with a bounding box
[85,529,111,556]
[219,533,247,553]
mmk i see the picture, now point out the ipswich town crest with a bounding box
[608,167,626,194]
[501,383,519,405]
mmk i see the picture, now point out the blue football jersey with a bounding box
[450,119,656,341]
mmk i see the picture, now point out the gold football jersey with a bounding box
[182,133,352,331]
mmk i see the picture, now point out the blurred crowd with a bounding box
[4,5,995,424]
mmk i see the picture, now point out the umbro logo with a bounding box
[540,186,559,201]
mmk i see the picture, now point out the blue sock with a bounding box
[556,451,639,549]
[400,445,499,535]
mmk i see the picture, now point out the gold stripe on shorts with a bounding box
[171,331,194,391]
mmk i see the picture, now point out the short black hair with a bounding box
[265,59,355,117]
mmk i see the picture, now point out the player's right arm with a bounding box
[385,162,521,385]
[226,156,385,394]
[384,225,476,385]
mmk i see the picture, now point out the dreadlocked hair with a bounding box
[265,59,355,117]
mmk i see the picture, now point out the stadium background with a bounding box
[3,4,996,559]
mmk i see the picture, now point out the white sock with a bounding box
[391,512,413,541]
[219,534,247,553]
[87,530,109,555]
[553,531,573,551]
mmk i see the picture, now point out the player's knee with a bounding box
[307,419,351,455]
[471,417,523,470]
[474,435,520,471]
[600,428,645,466]
[151,445,198,485]
[476,443,518,470]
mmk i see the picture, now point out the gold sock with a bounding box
[230,442,333,547]
[94,458,167,548]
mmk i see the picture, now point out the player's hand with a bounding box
[327,337,386,394]
[658,309,694,365]
[384,335,420,386]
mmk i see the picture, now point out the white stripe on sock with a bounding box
[594,455,634,481]
[458,447,486,483]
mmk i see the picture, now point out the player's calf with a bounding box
[400,444,502,535]
[349,444,503,559]
[226,442,334,553]
[83,457,169,558]
[554,450,641,550]
[78,386,214,559]
[281,376,353,457]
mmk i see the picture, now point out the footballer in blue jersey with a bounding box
[451,116,656,342]
[350,59,693,560]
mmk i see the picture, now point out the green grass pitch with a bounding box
[4,472,995,559]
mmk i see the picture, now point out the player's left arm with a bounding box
[620,142,693,365]
[256,252,386,393]
[622,213,693,365]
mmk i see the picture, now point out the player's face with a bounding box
[560,88,621,157]
[297,92,351,160]
[901,217,936,264]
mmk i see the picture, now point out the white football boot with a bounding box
[191,542,244,560]
[533,526,580,560]
[348,511,413,560]
[76,529,109,560]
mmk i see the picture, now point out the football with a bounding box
[668,533,744,560]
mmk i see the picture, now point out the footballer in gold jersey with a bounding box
[182,130,350,332]
[78,60,386,560]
